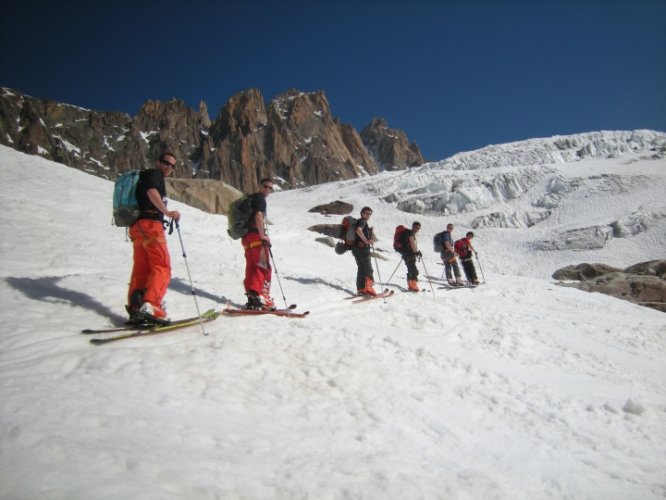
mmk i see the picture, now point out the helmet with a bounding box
[335,242,348,255]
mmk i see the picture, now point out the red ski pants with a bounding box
[241,232,272,295]
[127,219,171,307]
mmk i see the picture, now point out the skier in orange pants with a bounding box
[126,152,180,322]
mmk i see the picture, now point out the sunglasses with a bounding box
[262,184,274,191]
[160,159,176,168]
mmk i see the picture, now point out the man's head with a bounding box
[259,177,274,197]
[447,223,454,233]
[466,231,474,239]
[156,152,176,176]
[360,206,373,220]
[412,221,421,233]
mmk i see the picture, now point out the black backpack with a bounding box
[227,195,253,239]
[433,231,446,252]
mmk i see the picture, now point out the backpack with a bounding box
[227,195,253,239]
[393,225,409,252]
[112,170,140,227]
[433,231,446,252]
[340,215,357,248]
[455,238,471,259]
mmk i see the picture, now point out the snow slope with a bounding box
[0,139,665,500]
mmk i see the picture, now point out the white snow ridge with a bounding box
[0,130,665,500]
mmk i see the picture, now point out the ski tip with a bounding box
[90,338,108,345]
[81,329,94,333]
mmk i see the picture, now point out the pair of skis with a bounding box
[84,309,220,345]
[83,304,309,345]
[345,289,395,303]
[438,284,478,290]
[221,303,310,318]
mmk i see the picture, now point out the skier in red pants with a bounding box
[241,178,275,310]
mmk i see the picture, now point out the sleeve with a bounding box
[250,193,267,214]
[143,170,162,190]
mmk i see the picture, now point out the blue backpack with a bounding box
[112,171,140,227]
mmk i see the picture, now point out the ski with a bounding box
[82,309,217,334]
[438,284,478,290]
[344,288,390,300]
[222,304,309,318]
[89,310,220,345]
[351,289,395,303]
[82,323,153,334]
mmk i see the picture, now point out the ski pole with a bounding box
[475,253,486,284]
[268,245,289,309]
[419,255,436,296]
[370,245,386,300]
[174,220,207,336]
[385,258,403,286]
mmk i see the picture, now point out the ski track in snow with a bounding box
[0,138,665,500]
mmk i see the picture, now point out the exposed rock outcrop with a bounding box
[308,200,354,215]
[553,260,666,312]
[552,263,622,281]
[166,179,241,215]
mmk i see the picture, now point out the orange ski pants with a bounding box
[241,232,272,295]
[127,219,171,307]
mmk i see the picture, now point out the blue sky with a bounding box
[1,0,664,161]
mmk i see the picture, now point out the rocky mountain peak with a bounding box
[0,86,425,196]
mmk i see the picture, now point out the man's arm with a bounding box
[255,211,270,241]
[147,188,180,220]
[409,235,418,253]
[355,225,374,246]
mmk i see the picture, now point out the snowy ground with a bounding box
[0,139,665,500]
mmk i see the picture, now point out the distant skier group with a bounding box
[118,152,481,324]
[351,214,480,295]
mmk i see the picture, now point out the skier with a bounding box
[398,221,423,291]
[455,231,480,285]
[441,223,464,286]
[241,178,275,310]
[352,206,378,296]
[126,152,181,322]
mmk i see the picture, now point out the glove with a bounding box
[416,251,423,258]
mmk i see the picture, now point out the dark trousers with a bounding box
[352,246,374,290]
[441,251,461,280]
[461,258,478,283]
[402,253,419,280]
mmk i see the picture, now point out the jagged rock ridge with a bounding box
[0,87,424,194]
